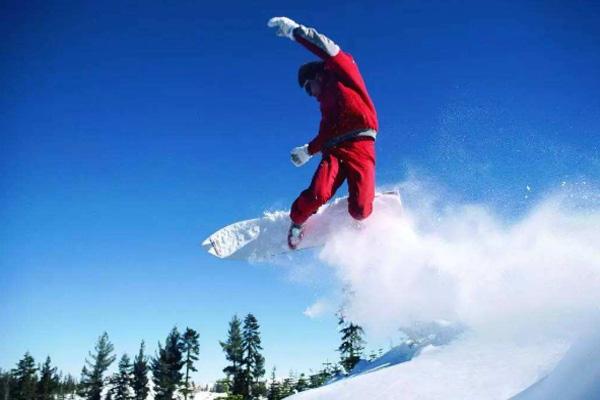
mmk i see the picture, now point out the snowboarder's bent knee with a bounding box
[349,202,373,221]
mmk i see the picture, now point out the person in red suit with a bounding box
[268,17,379,249]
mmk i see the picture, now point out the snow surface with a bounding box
[287,332,568,400]
[343,321,465,379]
[193,392,225,400]
[510,320,600,400]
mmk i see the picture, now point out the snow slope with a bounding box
[194,392,225,400]
[510,322,600,400]
[287,332,568,400]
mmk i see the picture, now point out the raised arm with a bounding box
[292,25,341,60]
[268,17,339,58]
[268,17,372,110]
[268,17,376,157]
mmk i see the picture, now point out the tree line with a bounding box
[210,311,366,400]
[2,311,366,400]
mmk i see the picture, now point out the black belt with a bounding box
[323,129,377,150]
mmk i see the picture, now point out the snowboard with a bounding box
[202,191,402,261]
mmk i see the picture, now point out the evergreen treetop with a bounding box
[36,356,58,400]
[337,313,365,374]
[180,328,200,400]
[131,341,149,400]
[110,354,132,400]
[151,327,184,400]
[80,332,116,400]
[12,352,38,400]
[220,315,244,396]
[242,314,265,399]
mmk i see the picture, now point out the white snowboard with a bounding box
[202,191,402,261]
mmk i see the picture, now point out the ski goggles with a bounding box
[303,79,312,96]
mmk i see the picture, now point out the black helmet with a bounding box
[298,61,324,87]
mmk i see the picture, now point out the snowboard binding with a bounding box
[287,223,304,250]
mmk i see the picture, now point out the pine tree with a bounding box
[308,369,329,389]
[36,356,58,400]
[253,380,267,399]
[241,314,265,399]
[337,314,365,374]
[12,352,38,400]
[131,342,149,400]
[151,327,184,400]
[80,332,116,400]
[180,328,200,400]
[212,378,230,394]
[110,354,132,400]
[331,363,343,377]
[62,374,77,400]
[295,373,309,393]
[266,367,281,400]
[220,315,244,396]
[77,366,89,398]
[1,368,15,400]
[279,374,295,399]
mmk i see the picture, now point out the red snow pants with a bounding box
[290,138,375,225]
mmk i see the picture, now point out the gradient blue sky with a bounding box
[1,0,598,384]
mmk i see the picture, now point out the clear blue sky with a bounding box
[1,0,598,384]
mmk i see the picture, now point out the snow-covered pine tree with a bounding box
[11,353,38,400]
[220,315,244,396]
[151,327,184,400]
[337,313,365,374]
[242,314,265,400]
[295,373,309,393]
[131,342,149,400]
[110,354,132,400]
[36,356,58,400]
[279,373,296,399]
[64,374,78,400]
[212,378,230,393]
[80,332,116,400]
[54,372,65,400]
[180,328,200,400]
[266,367,281,400]
[308,368,330,389]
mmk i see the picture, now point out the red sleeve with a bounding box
[293,25,376,154]
[293,25,371,105]
[325,51,373,110]
[307,118,330,155]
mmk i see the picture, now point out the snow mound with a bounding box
[347,321,464,378]
[287,332,568,400]
[510,321,600,400]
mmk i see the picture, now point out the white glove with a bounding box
[290,144,311,167]
[267,17,300,41]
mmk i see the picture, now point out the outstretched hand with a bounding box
[290,144,311,167]
[267,17,300,41]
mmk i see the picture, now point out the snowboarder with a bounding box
[267,17,379,249]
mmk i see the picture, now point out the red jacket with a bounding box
[293,26,378,155]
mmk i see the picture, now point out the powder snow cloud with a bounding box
[316,179,600,339]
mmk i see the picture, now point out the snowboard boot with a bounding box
[287,223,304,250]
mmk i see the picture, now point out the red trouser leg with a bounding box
[290,153,346,225]
[337,139,376,220]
